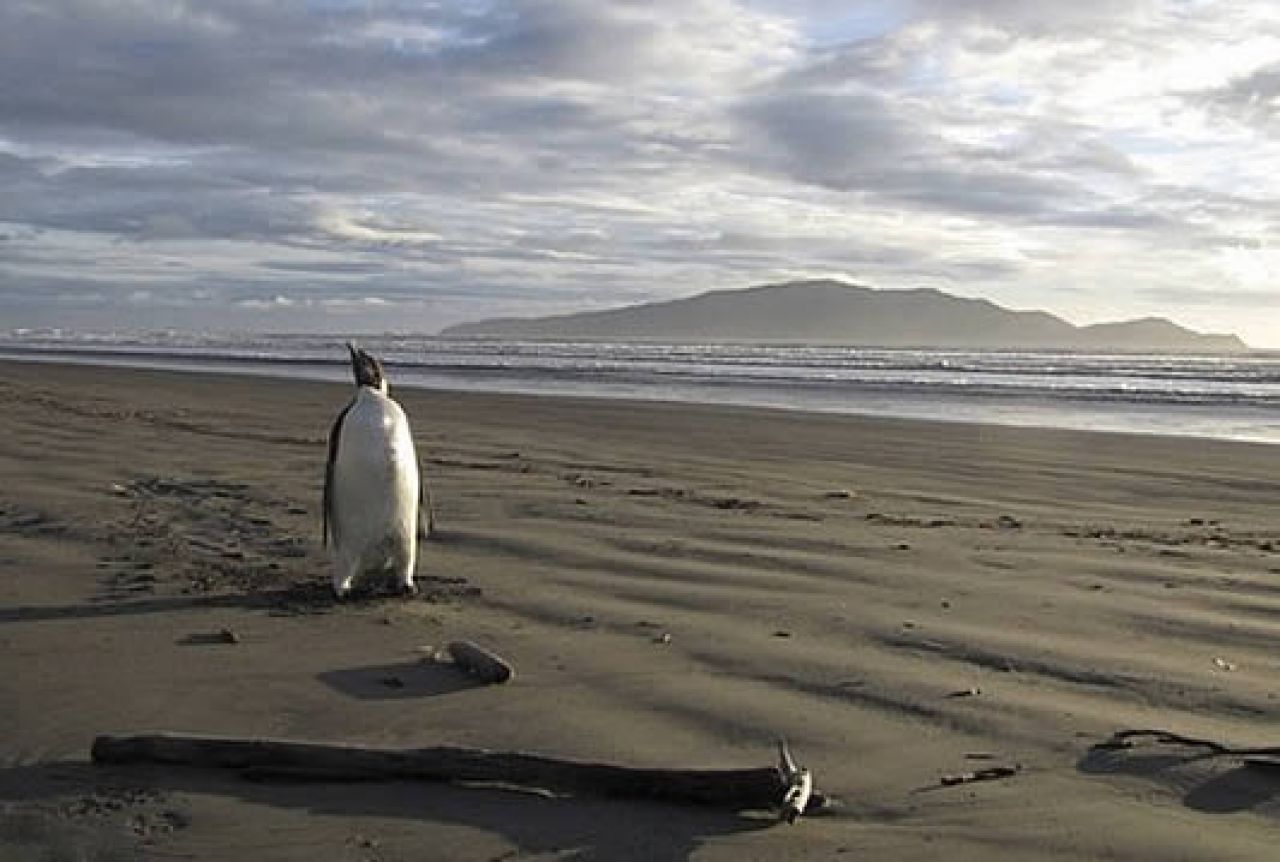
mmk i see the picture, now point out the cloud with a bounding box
[2,1,1280,344]
[1194,60,1280,132]
[314,209,443,246]
[907,0,1154,33]
[735,86,914,186]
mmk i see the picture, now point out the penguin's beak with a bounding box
[345,343,385,391]
[345,342,360,380]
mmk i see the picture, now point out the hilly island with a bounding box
[442,280,1247,351]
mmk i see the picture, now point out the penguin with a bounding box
[323,344,432,598]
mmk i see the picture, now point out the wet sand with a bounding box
[2,360,1280,860]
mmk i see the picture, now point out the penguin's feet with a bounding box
[333,578,354,601]
[399,579,418,598]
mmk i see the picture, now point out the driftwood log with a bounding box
[447,640,514,684]
[777,739,812,823]
[91,733,827,816]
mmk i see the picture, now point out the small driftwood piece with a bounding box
[447,640,514,684]
[1095,729,1280,779]
[1093,728,1280,759]
[92,733,828,816]
[940,765,1020,787]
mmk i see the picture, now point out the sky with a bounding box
[3,1,1280,345]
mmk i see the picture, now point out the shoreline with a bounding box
[3,360,1280,859]
[4,353,1280,449]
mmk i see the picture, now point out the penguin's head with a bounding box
[346,343,388,394]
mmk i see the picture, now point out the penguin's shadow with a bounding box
[0,760,775,862]
[317,660,482,700]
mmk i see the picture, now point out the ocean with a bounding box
[3,331,1280,444]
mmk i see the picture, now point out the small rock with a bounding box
[654,632,672,645]
[379,675,405,689]
[940,599,951,609]
[1213,657,1237,672]
[996,515,1022,529]
[218,628,240,644]
[773,630,792,638]
[947,687,981,698]
[824,489,856,500]
[896,542,911,551]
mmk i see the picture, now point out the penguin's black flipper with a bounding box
[323,400,354,548]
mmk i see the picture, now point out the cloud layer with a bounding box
[2,0,1279,343]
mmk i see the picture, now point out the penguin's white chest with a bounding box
[331,391,420,569]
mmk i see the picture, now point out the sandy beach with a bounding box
[3,359,1280,860]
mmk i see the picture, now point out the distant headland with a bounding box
[441,280,1247,352]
